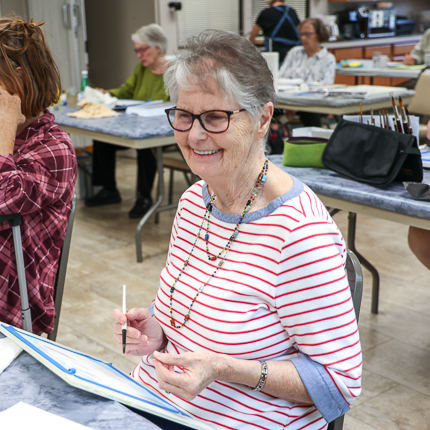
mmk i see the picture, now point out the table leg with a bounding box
[135,146,165,263]
[347,212,380,314]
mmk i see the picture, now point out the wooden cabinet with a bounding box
[392,43,415,61]
[328,47,362,85]
[329,38,420,87]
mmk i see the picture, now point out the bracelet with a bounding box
[252,361,268,392]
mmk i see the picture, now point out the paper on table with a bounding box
[0,336,23,374]
[125,102,174,117]
[0,402,93,429]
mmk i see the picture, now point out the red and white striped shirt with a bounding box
[132,178,362,429]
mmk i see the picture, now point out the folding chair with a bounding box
[327,249,363,430]
[0,197,76,340]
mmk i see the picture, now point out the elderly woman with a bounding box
[112,30,361,429]
[0,18,77,334]
[85,24,169,219]
[279,18,336,127]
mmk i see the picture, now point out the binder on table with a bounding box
[0,324,212,430]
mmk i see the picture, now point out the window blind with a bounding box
[252,0,307,23]
[176,0,240,45]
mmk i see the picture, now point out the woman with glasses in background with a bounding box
[112,30,361,430]
[279,18,336,127]
[85,24,169,219]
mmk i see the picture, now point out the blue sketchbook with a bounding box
[0,324,212,430]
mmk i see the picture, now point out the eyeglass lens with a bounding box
[168,109,230,133]
[300,32,315,38]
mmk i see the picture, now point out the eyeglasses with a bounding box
[299,32,316,38]
[134,46,150,55]
[165,107,247,133]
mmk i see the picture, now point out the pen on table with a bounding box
[122,284,127,354]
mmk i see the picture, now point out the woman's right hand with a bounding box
[0,86,25,150]
[112,307,167,356]
[403,53,416,66]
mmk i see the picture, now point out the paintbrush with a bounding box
[371,107,375,126]
[390,93,403,133]
[384,108,390,129]
[359,103,363,124]
[398,96,412,134]
[379,109,383,128]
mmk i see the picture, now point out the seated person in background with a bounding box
[0,18,77,334]
[403,28,430,65]
[407,119,430,270]
[112,30,362,430]
[85,24,169,219]
[279,18,336,127]
[249,0,300,64]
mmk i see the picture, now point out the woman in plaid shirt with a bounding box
[0,18,77,334]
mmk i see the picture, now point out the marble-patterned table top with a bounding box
[276,88,415,108]
[269,155,430,220]
[51,106,174,140]
[0,351,162,430]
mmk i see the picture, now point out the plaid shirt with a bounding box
[0,111,77,334]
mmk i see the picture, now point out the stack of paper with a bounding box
[0,402,92,430]
[0,336,22,374]
[126,101,174,117]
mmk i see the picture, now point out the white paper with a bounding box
[0,337,22,374]
[0,402,93,429]
[126,102,174,117]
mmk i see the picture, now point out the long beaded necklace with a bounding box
[169,158,269,329]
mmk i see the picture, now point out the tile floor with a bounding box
[56,155,430,430]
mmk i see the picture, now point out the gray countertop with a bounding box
[323,34,422,50]
[0,351,162,430]
[269,155,430,220]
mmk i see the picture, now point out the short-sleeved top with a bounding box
[256,5,300,63]
[279,46,337,84]
[109,63,169,102]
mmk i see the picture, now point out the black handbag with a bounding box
[321,119,423,187]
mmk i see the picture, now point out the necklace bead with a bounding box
[169,158,269,329]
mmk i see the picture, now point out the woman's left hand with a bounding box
[152,350,224,401]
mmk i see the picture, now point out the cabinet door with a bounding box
[331,47,363,61]
[330,47,363,85]
[392,43,416,61]
[364,45,391,59]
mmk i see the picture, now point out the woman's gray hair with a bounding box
[131,24,168,55]
[164,30,276,124]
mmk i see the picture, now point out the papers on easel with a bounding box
[126,101,174,117]
[0,402,93,429]
[0,336,23,374]
[0,324,212,430]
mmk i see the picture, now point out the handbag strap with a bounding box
[401,147,421,155]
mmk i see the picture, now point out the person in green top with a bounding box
[85,24,169,219]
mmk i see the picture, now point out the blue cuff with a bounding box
[290,354,349,423]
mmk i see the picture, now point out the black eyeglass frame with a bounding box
[165,107,247,134]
